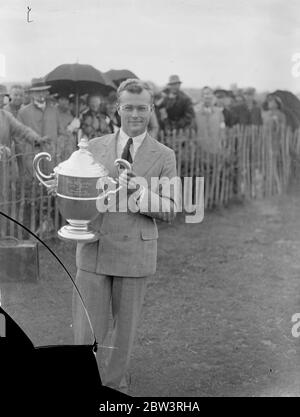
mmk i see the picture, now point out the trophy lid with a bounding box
[55,138,109,177]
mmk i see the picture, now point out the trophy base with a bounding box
[58,225,99,242]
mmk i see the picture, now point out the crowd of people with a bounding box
[0,74,294,174]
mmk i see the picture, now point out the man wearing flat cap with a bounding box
[159,75,195,130]
[18,78,62,176]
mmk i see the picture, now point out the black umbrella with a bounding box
[269,90,300,131]
[104,69,138,88]
[45,63,116,116]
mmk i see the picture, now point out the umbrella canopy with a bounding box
[104,69,138,88]
[45,63,116,97]
[269,90,300,131]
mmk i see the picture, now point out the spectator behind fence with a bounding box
[159,75,195,131]
[0,108,48,185]
[142,81,161,138]
[103,91,121,133]
[56,93,80,161]
[195,86,225,154]
[4,85,24,118]
[0,85,9,109]
[18,78,61,176]
[233,87,263,126]
[0,109,43,155]
[262,94,286,133]
[148,110,160,138]
[145,81,169,131]
[214,89,238,127]
[23,86,32,106]
[80,94,111,139]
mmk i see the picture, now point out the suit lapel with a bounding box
[132,133,162,177]
[97,132,119,177]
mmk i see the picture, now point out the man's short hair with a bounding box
[117,79,154,104]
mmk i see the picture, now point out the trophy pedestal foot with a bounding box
[58,225,99,242]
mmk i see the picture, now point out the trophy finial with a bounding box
[78,138,89,151]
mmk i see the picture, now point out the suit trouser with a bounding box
[72,269,149,393]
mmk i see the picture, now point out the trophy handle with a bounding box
[114,158,132,193]
[33,152,56,188]
[114,158,132,172]
[97,159,132,200]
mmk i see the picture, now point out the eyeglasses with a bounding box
[119,104,152,114]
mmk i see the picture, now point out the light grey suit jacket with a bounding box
[76,131,178,277]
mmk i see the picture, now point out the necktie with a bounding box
[121,138,133,163]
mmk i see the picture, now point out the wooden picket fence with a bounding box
[160,124,299,206]
[0,125,300,240]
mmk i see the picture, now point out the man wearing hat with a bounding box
[159,75,195,130]
[18,78,62,175]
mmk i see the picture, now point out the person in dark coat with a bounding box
[214,89,238,127]
[18,78,61,175]
[159,75,195,130]
[233,88,262,126]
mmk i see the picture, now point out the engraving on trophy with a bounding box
[58,175,99,198]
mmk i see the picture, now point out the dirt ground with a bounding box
[131,183,300,397]
[2,183,300,397]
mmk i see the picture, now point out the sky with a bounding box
[1,0,300,92]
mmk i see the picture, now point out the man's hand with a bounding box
[118,169,142,195]
[67,118,81,133]
[44,178,58,196]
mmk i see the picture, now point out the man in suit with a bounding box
[73,79,178,394]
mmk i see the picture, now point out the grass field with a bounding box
[1,183,300,397]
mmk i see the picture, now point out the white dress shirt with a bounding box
[117,128,147,160]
